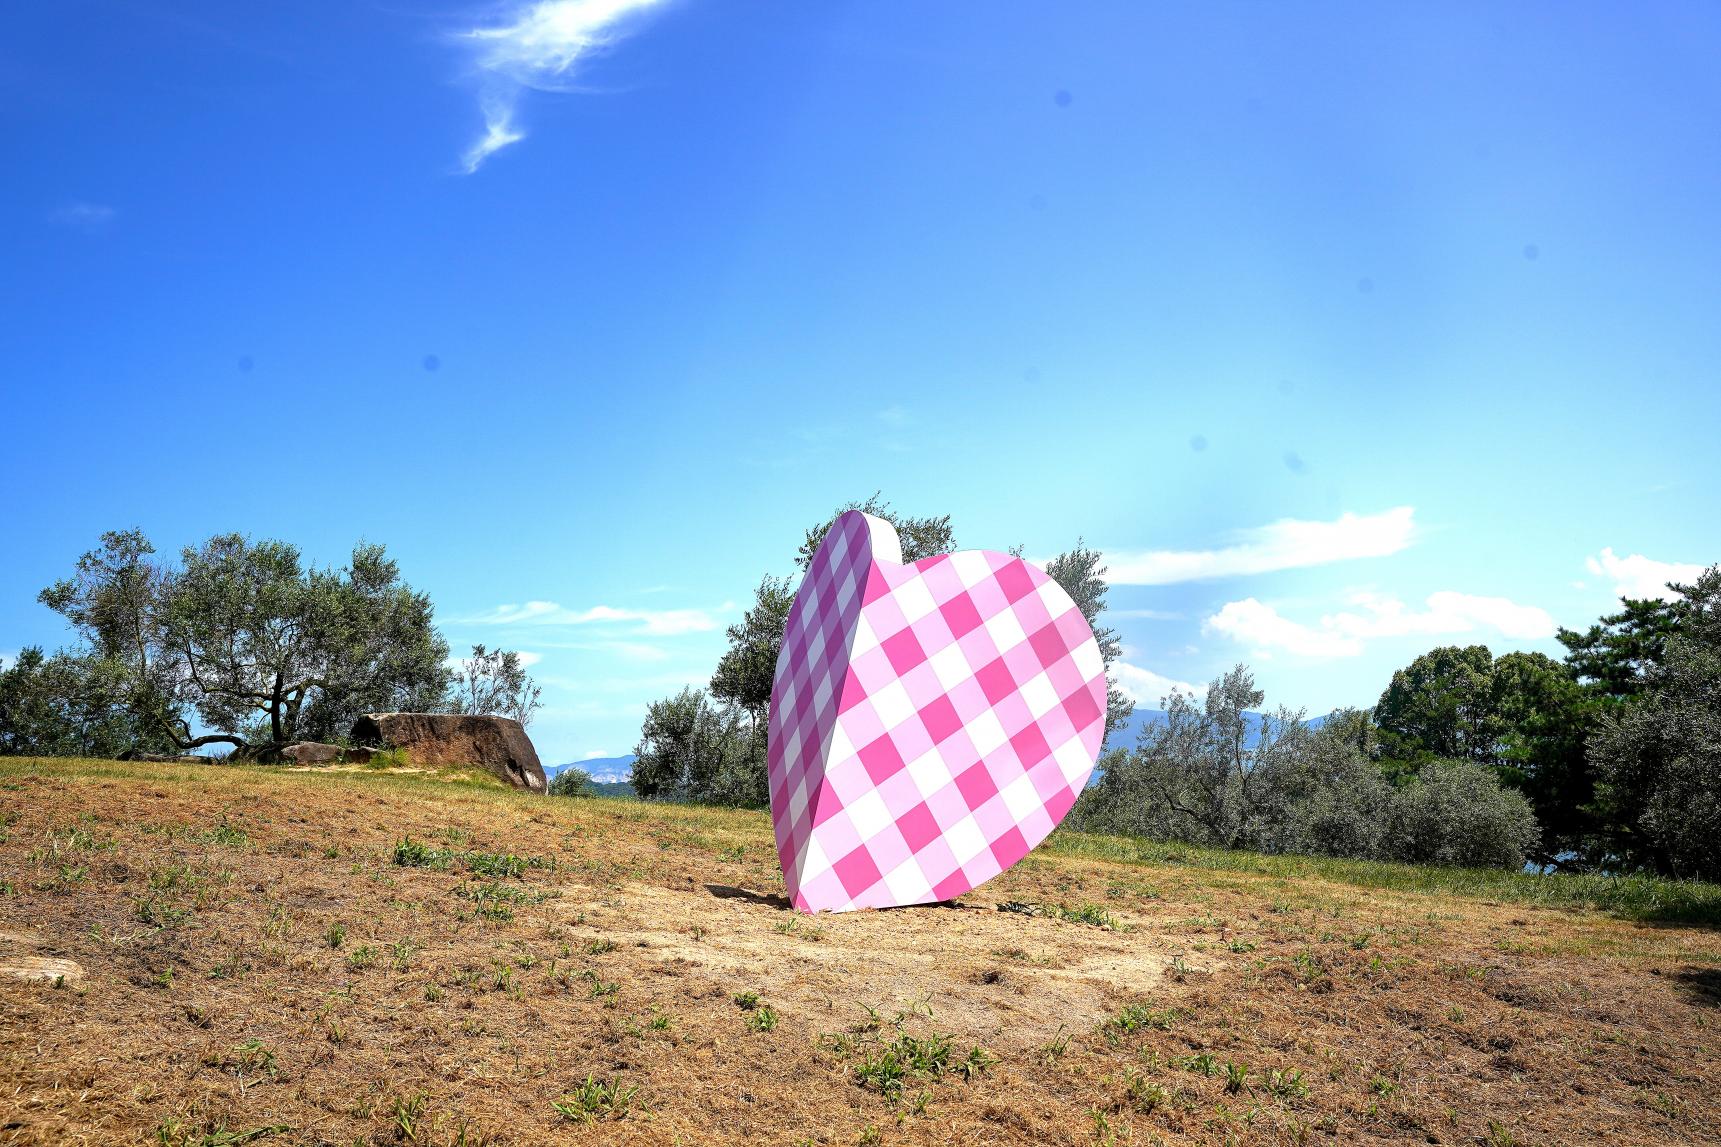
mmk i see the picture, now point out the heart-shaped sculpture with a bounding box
[768,511,1107,912]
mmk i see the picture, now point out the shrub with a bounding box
[1271,740,1395,861]
[1388,759,1539,870]
[1588,627,1721,882]
[547,767,593,798]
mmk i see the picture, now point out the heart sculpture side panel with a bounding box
[768,510,1107,912]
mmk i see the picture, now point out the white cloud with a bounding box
[50,202,116,229]
[1584,548,1704,603]
[461,92,526,173]
[1111,660,1206,705]
[582,749,609,759]
[455,600,723,636]
[1208,599,1363,658]
[1329,591,1555,641]
[453,0,667,172]
[1207,589,1557,660]
[1105,507,1415,585]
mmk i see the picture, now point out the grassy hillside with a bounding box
[1,758,1717,1146]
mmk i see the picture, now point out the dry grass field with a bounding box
[1,757,1718,1146]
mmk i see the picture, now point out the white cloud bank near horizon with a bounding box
[1206,589,1557,660]
[1110,660,1206,705]
[454,0,668,172]
[1105,507,1415,585]
[1585,547,1705,603]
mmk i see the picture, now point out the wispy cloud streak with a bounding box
[1104,508,1416,585]
[1206,589,1556,660]
[453,0,667,172]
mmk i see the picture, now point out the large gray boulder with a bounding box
[349,712,546,792]
[280,741,343,765]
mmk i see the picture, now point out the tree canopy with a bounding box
[449,644,544,727]
[17,530,463,760]
[795,493,956,571]
[1586,567,1721,880]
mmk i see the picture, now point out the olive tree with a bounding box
[630,687,766,807]
[796,493,956,571]
[709,574,795,732]
[449,644,543,727]
[1386,759,1540,870]
[0,648,161,758]
[547,766,593,797]
[36,530,189,752]
[157,535,448,755]
[1074,665,1311,850]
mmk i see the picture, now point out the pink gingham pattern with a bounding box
[768,511,1106,913]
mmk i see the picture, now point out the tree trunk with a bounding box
[269,670,284,746]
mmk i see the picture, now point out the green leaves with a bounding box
[161,534,449,752]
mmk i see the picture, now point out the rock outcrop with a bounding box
[349,713,546,792]
[280,742,343,765]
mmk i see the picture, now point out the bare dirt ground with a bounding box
[1,758,1717,1146]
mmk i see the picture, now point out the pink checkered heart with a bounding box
[768,510,1107,913]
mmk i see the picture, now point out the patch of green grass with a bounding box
[389,1093,427,1141]
[1268,1067,1309,1100]
[1182,1052,1220,1077]
[198,819,251,848]
[552,1075,641,1122]
[996,900,1116,928]
[1123,1070,1170,1113]
[136,897,193,928]
[853,1048,908,1098]
[392,837,548,880]
[392,836,454,869]
[464,851,530,879]
[1108,1003,1181,1034]
[229,1038,277,1078]
[155,1119,290,1146]
[1044,827,1721,927]
[1485,1119,1519,1147]
[580,969,618,1000]
[848,1031,993,1100]
[747,1005,779,1032]
[457,880,550,908]
[954,1045,997,1080]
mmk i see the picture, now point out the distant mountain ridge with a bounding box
[546,755,636,784]
[1103,707,1329,753]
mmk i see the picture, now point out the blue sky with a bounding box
[3,1,1717,765]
